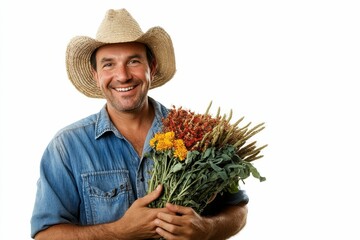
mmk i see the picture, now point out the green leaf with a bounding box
[218,171,228,181]
[203,148,212,158]
[209,161,222,172]
[221,153,232,161]
[249,164,266,182]
[171,163,183,173]
[184,199,200,209]
[224,164,241,171]
[208,172,219,182]
[238,166,250,179]
[226,181,240,194]
[185,150,199,165]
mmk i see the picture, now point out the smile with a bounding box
[115,86,135,92]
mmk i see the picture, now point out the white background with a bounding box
[1,0,359,239]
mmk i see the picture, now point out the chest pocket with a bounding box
[81,170,135,224]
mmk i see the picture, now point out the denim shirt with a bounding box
[30,97,248,238]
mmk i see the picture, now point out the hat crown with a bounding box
[96,9,144,42]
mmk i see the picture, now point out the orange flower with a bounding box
[150,131,188,160]
[173,139,187,161]
[150,132,173,151]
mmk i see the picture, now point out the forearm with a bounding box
[205,203,248,240]
[34,222,122,240]
[34,186,166,240]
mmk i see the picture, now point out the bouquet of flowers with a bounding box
[146,102,267,214]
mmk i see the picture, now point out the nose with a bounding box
[115,65,131,82]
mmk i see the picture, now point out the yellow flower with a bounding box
[150,131,188,160]
[165,131,175,140]
[149,137,157,148]
[173,139,188,161]
[150,131,176,151]
[156,138,173,151]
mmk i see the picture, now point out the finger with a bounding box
[165,203,194,216]
[157,211,180,226]
[136,185,163,207]
[156,226,177,240]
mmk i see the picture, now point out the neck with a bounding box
[107,99,151,126]
[107,100,155,157]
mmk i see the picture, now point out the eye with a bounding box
[128,59,141,65]
[102,62,113,68]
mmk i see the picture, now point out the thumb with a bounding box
[137,185,163,207]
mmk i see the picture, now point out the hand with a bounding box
[111,185,169,239]
[154,203,212,240]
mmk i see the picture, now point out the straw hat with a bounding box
[66,8,176,98]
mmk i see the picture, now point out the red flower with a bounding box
[162,106,223,151]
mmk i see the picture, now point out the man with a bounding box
[31,8,249,240]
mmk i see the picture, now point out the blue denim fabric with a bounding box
[30,97,249,238]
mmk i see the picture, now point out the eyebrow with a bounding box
[99,57,113,64]
[99,54,144,64]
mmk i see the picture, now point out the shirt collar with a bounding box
[94,97,168,140]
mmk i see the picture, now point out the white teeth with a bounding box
[115,86,134,92]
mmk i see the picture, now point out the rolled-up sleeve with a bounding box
[202,189,249,216]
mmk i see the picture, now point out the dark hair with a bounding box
[90,48,98,70]
[90,44,155,71]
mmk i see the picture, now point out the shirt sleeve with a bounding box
[201,189,249,216]
[30,137,80,238]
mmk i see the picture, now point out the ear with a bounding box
[92,69,100,87]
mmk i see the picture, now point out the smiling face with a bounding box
[92,42,156,115]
